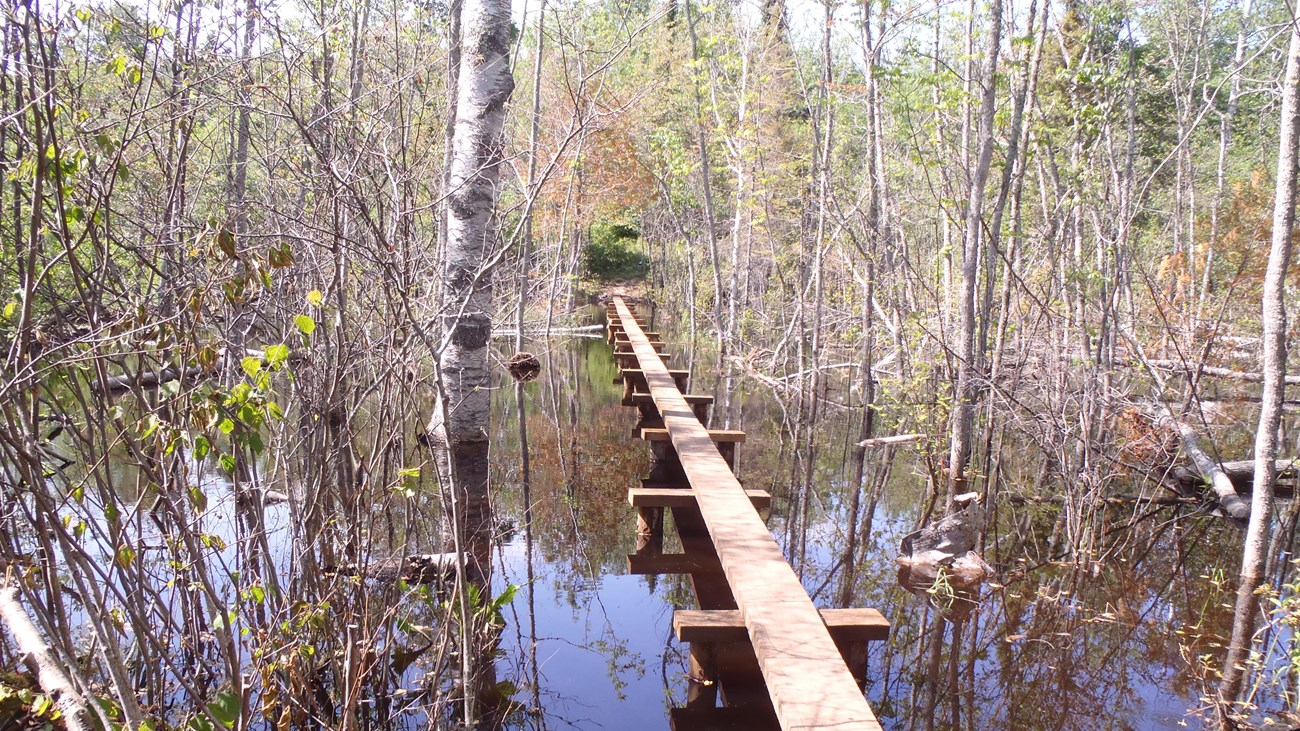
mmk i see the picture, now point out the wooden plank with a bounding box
[629,487,770,510]
[615,352,671,366]
[618,366,691,377]
[615,341,666,353]
[674,609,890,643]
[612,297,882,731]
[633,392,714,406]
[642,427,746,444]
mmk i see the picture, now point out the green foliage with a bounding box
[583,221,648,280]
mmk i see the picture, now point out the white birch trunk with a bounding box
[438,0,514,448]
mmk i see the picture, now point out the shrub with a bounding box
[584,221,648,280]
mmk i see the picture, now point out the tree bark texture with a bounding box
[440,0,514,452]
[0,586,94,731]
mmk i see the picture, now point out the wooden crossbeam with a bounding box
[642,427,745,443]
[614,341,666,353]
[629,487,770,511]
[632,392,713,406]
[674,609,890,644]
[615,351,671,368]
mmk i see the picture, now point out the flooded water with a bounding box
[481,305,1257,730]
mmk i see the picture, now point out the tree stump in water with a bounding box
[507,351,541,382]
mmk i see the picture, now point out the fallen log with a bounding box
[858,433,927,448]
[1117,328,1252,522]
[1151,416,1251,521]
[1146,359,1300,386]
[1007,494,1200,506]
[0,586,93,731]
[1169,460,1299,497]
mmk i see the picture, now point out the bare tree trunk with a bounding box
[1220,16,1300,711]
[947,0,1001,502]
[516,0,546,350]
[684,0,723,335]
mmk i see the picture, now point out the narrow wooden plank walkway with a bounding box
[609,297,883,731]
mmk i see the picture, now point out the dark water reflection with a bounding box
[485,309,1251,730]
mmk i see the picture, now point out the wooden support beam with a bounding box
[643,428,743,469]
[674,609,890,644]
[674,608,889,686]
[615,341,666,353]
[642,428,746,443]
[633,392,714,407]
[630,487,770,511]
[621,369,690,404]
[633,391,712,421]
[615,351,671,368]
[642,477,745,490]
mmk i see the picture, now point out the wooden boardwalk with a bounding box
[608,297,885,731]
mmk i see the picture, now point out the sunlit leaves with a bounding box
[264,344,289,369]
[293,314,316,335]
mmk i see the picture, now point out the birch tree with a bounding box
[435,0,514,518]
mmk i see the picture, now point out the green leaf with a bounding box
[193,435,210,461]
[293,314,316,335]
[240,356,262,377]
[206,690,241,728]
[216,230,236,259]
[219,454,236,474]
[264,344,289,369]
[115,545,135,569]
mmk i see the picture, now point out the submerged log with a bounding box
[0,586,94,731]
